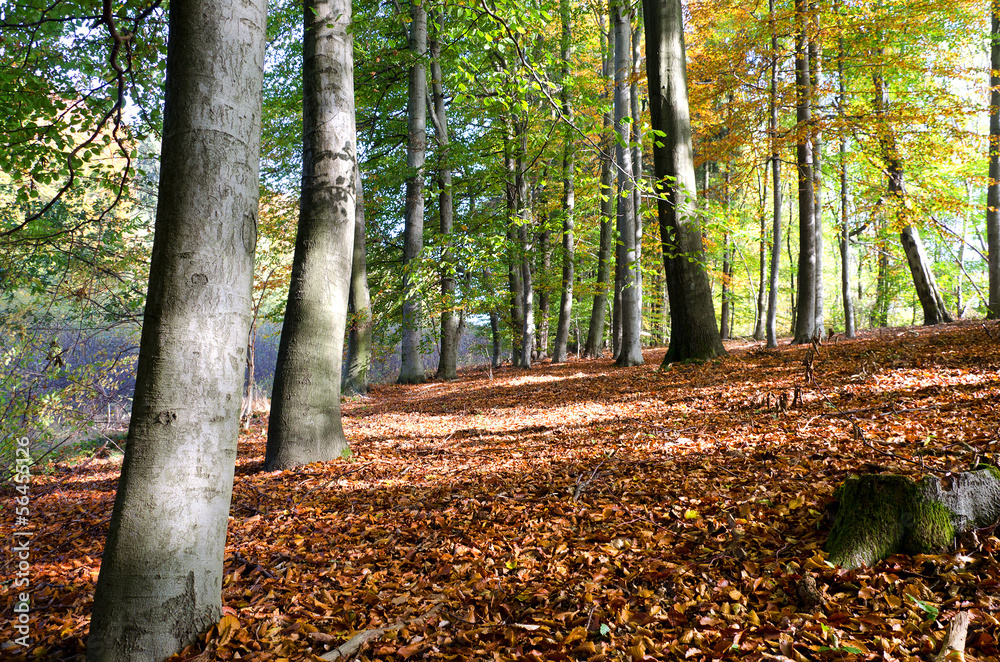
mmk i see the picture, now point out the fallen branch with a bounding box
[934,611,969,662]
[320,604,442,661]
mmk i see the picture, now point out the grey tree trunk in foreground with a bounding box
[344,166,372,395]
[827,468,1000,569]
[266,0,356,469]
[399,0,428,384]
[87,0,265,659]
[643,0,725,363]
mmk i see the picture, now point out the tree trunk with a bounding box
[551,0,575,364]
[537,222,551,360]
[584,17,615,359]
[631,15,644,251]
[988,2,1000,319]
[266,0,356,469]
[643,0,725,364]
[517,128,535,369]
[86,0,265,658]
[398,0,428,384]
[900,225,953,325]
[754,200,767,341]
[614,0,644,367]
[720,231,731,340]
[344,165,372,395]
[826,468,1000,569]
[792,0,818,345]
[836,10,855,338]
[765,0,782,349]
[872,63,952,327]
[809,9,824,338]
[429,13,460,381]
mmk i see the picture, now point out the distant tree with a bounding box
[643,0,725,363]
[344,165,372,395]
[792,0,819,344]
[551,0,576,364]
[87,0,266,658]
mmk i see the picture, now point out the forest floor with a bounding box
[5,320,1000,661]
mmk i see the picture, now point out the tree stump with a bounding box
[825,466,1000,569]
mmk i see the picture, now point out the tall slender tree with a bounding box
[643,0,725,363]
[265,0,357,469]
[399,0,428,383]
[989,0,1000,319]
[87,0,266,658]
[429,10,461,380]
[344,165,373,395]
[551,0,575,363]
[765,0,782,349]
[614,0,644,367]
[792,0,818,344]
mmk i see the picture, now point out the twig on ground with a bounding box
[320,604,442,661]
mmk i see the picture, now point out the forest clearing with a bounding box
[5,320,1000,661]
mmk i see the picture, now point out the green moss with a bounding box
[826,475,916,569]
[903,500,954,554]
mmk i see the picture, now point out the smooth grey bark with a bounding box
[643,0,725,364]
[429,13,460,380]
[872,63,951,327]
[517,129,535,369]
[720,231,731,340]
[482,266,503,368]
[614,0,643,367]
[631,17,644,251]
[584,17,614,359]
[86,0,265,659]
[900,225,953,325]
[792,0,818,345]
[836,14,855,338]
[344,166,372,395]
[765,0,782,349]
[505,131,526,366]
[753,188,767,341]
[266,0,356,469]
[809,12,824,337]
[537,228,551,360]
[399,0,428,384]
[988,3,1000,319]
[551,0,575,364]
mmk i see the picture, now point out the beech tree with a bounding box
[551,0,576,364]
[344,165,373,395]
[643,0,725,363]
[265,0,357,469]
[613,0,643,367]
[86,0,266,659]
[399,0,428,384]
[988,0,1000,320]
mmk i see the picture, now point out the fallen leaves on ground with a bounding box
[4,320,1000,661]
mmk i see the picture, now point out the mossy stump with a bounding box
[826,467,1000,569]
